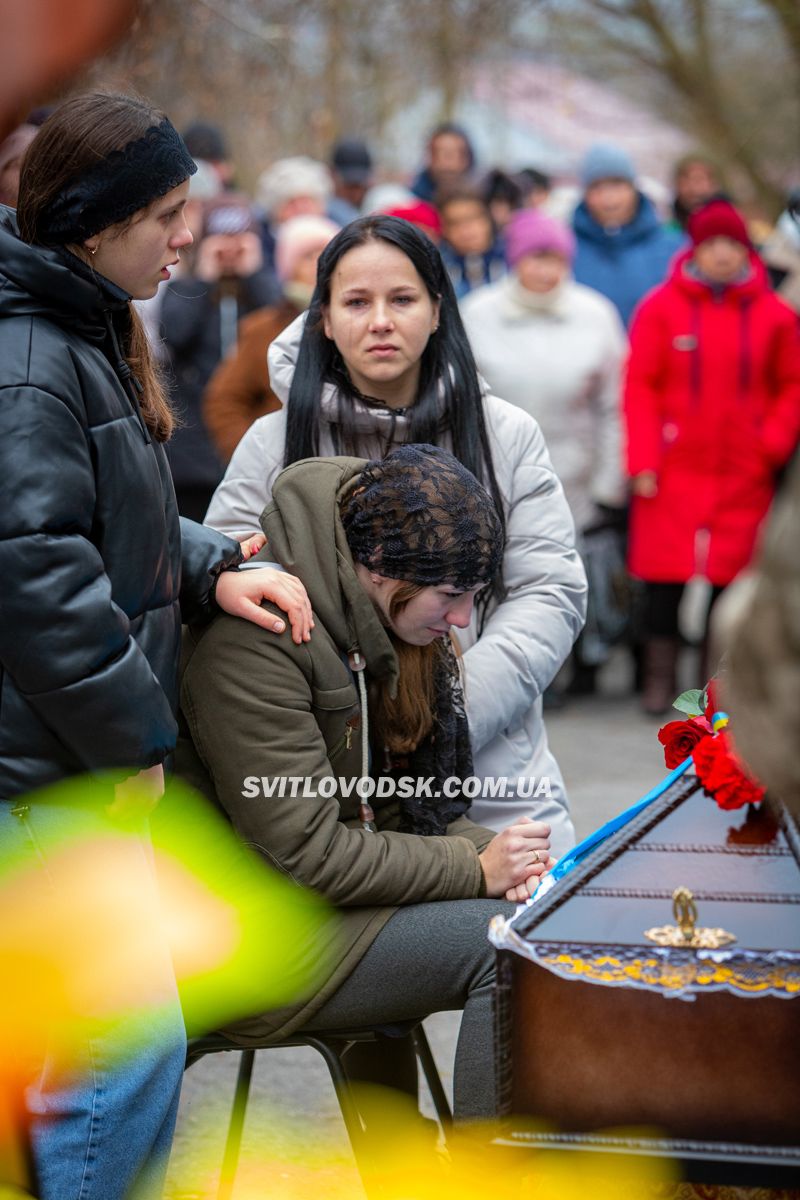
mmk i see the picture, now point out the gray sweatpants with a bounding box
[305,899,516,1120]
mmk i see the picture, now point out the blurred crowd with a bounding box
[2,113,798,717]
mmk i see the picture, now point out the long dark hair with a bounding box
[285,215,506,613]
[16,93,174,441]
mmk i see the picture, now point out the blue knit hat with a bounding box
[580,143,636,188]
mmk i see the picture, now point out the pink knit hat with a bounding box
[505,208,576,266]
[274,214,340,283]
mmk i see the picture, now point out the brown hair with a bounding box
[16,93,175,440]
[372,582,445,754]
[436,185,490,217]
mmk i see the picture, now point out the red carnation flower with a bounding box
[691,730,765,810]
[658,719,711,769]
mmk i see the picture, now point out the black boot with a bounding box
[641,637,680,716]
[567,660,598,696]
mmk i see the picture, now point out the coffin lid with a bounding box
[490,776,800,1001]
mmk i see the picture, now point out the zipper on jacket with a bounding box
[328,733,347,763]
[739,300,752,401]
[328,713,361,764]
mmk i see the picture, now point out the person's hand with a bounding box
[194,235,229,282]
[215,566,314,644]
[236,532,267,560]
[108,764,165,821]
[196,232,263,281]
[630,470,658,498]
[478,816,552,898]
[581,503,628,536]
[504,856,558,903]
[226,231,263,277]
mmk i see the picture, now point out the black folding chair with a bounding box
[185,1020,453,1199]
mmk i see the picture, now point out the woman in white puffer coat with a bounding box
[204,215,587,859]
[461,208,628,694]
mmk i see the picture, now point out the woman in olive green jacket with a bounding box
[176,445,554,1119]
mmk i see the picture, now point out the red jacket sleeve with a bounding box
[761,302,800,470]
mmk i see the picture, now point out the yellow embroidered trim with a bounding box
[537,951,800,997]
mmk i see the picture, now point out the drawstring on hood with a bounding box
[739,300,753,400]
[348,649,377,831]
[677,251,761,409]
[690,296,702,403]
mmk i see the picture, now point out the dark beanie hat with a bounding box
[331,137,373,184]
[183,120,228,162]
[687,199,751,249]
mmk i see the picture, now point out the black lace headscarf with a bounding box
[341,444,504,834]
[36,118,196,245]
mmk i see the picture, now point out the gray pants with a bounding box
[305,899,516,1120]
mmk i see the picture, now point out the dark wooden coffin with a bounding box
[491,776,800,1186]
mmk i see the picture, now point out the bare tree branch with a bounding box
[572,0,790,214]
[64,0,795,214]
[192,0,288,42]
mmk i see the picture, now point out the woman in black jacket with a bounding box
[0,92,310,1200]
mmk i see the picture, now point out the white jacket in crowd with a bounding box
[461,275,627,532]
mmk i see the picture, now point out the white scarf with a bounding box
[500,273,571,319]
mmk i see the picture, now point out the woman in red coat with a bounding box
[625,199,800,714]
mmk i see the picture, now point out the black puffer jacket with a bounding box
[0,206,241,800]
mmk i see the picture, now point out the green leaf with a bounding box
[672,689,704,716]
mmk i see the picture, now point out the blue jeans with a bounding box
[1,798,186,1200]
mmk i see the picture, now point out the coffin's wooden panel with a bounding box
[506,956,800,1146]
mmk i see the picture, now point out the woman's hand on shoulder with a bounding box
[478,815,553,898]
[215,566,314,644]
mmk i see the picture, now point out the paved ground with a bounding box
[165,651,674,1199]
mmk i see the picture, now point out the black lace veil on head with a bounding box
[340,443,503,591]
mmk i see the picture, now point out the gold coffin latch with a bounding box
[644,886,737,949]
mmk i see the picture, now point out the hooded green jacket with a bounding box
[176,456,495,1043]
